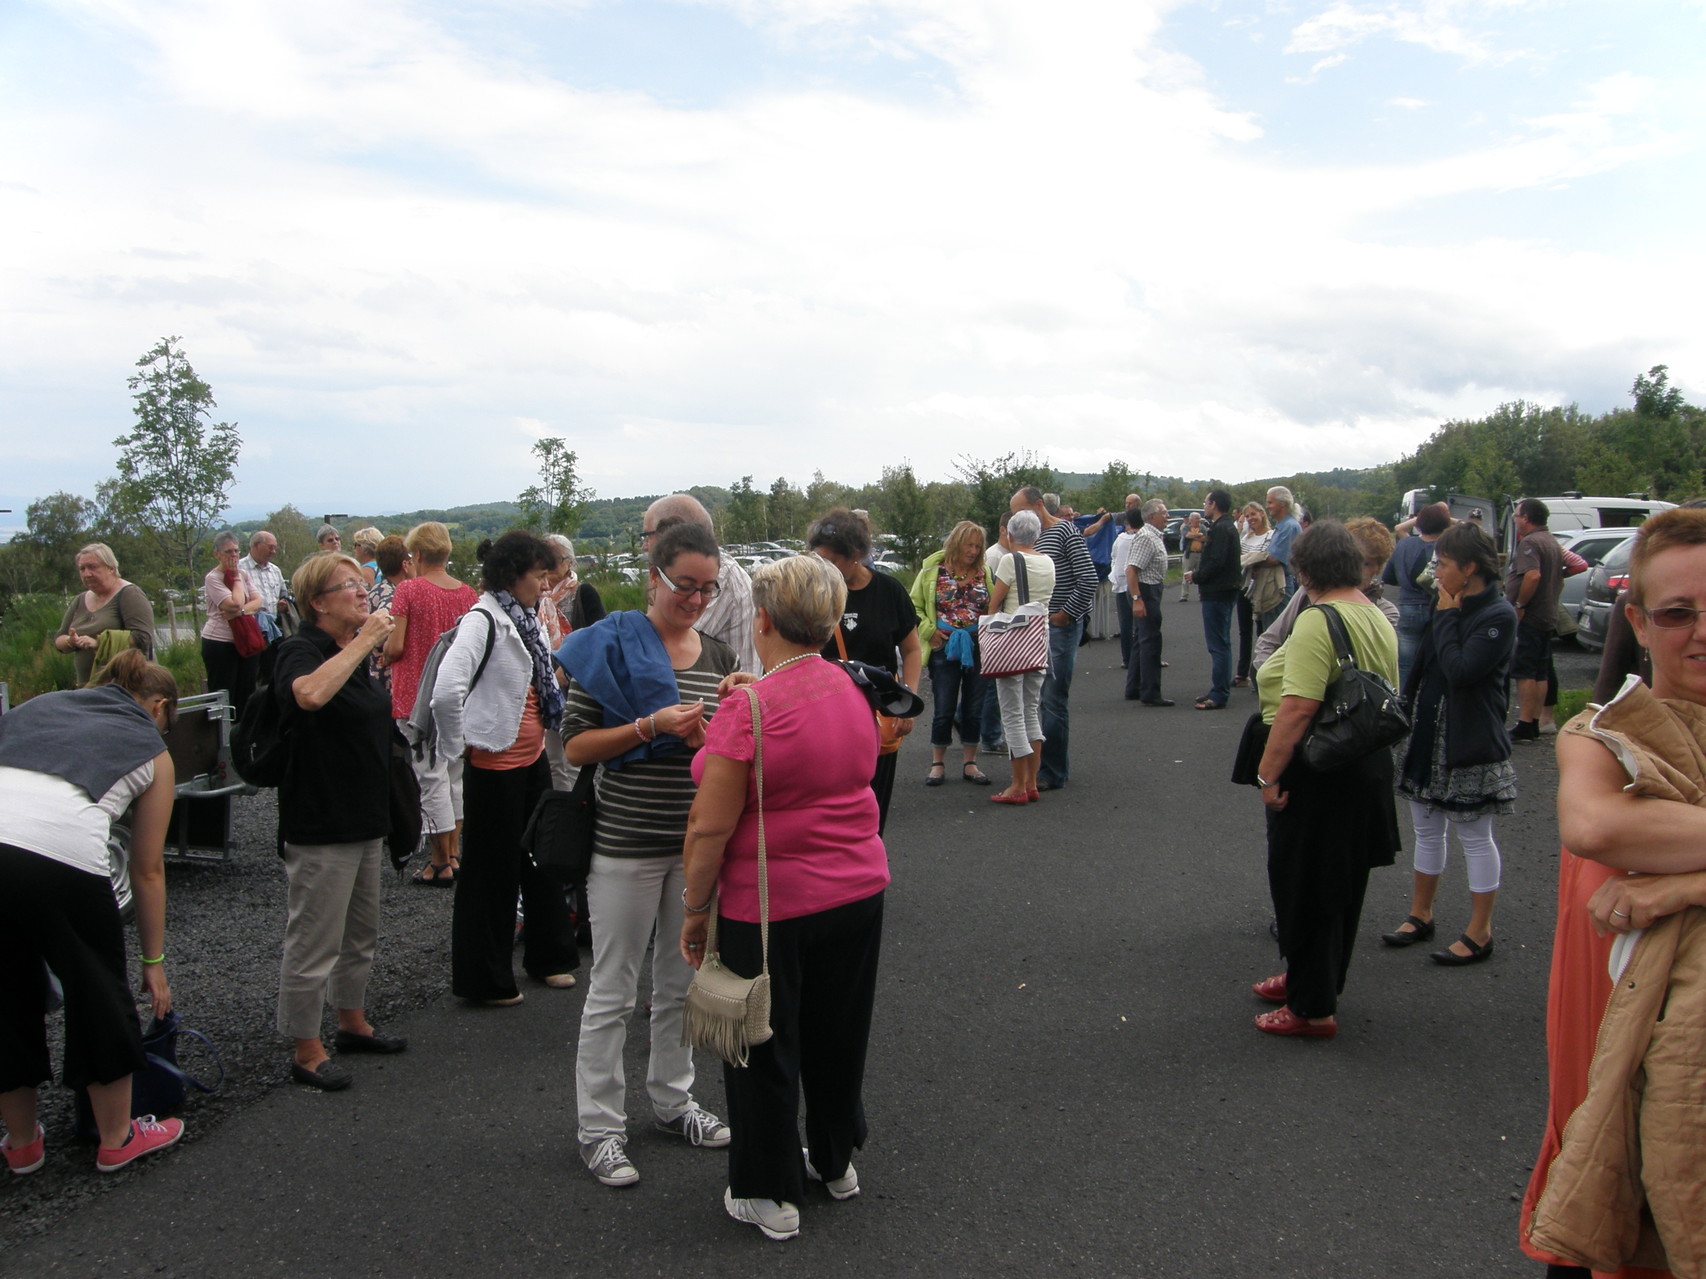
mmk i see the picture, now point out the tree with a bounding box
[766,477,806,540]
[260,504,318,580]
[874,464,935,566]
[108,337,241,612]
[953,451,1054,536]
[724,476,769,544]
[517,437,594,534]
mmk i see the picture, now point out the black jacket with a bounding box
[1194,514,1242,597]
[1402,584,1518,769]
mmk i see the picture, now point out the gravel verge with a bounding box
[1,789,461,1249]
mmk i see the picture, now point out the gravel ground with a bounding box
[1,789,465,1249]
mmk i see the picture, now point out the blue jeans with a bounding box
[1200,593,1235,706]
[927,651,983,747]
[1396,601,1431,691]
[1039,616,1083,787]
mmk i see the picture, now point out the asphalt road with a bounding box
[8,605,1591,1278]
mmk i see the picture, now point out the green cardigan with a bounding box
[908,550,997,654]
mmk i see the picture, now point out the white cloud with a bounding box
[0,0,1701,519]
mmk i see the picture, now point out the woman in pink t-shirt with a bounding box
[681,554,889,1243]
[381,521,478,884]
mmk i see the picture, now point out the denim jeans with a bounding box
[1039,616,1083,786]
[927,651,983,747]
[1396,601,1432,691]
[1200,593,1235,705]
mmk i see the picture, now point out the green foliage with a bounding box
[766,477,808,540]
[723,476,768,544]
[517,437,594,534]
[107,338,241,616]
[0,593,79,702]
[592,581,648,613]
[873,464,935,566]
[155,637,206,697]
[1553,688,1592,728]
[953,451,1054,538]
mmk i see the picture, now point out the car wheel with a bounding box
[108,818,136,922]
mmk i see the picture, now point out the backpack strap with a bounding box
[465,609,497,700]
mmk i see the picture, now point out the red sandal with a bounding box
[1254,1007,1337,1038]
[1251,974,1287,1004]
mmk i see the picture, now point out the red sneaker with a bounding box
[4,1123,45,1175]
[96,1116,184,1173]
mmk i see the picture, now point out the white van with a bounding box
[1500,493,1674,556]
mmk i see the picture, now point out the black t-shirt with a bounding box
[821,571,919,675]
[273,623,392,845]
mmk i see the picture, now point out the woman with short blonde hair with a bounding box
[54,544,155,687]
[353,528,383,588]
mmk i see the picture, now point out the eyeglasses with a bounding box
[1644,606,1706,630]
[641,528,658,540]
[317,580,367,598]
[655,565,719,600]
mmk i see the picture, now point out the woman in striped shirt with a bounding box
[559,523,740,1189]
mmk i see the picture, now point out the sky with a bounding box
[3,0,1704,534]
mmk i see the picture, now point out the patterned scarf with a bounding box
[495,589,565,732]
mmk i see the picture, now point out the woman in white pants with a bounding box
[1380,523,1517,965]
[985,510,1055,805]
[559,523,739,1187]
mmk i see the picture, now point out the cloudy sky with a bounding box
[4,0,1703,531]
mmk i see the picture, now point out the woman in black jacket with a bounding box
[1380,522,1517,965]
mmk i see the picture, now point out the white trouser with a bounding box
[996,671,1046,759]
[542,727,580,791]
[1409,802,1502,893]
[575,854,699,1144]
[401,719,464,835]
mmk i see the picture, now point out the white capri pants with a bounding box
[995,671,1046,759]
[400,719,465,836]
[1409,802,1502,894]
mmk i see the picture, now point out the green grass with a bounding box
[1554,687,1593,728]
[590,580,647,613]
[156,638,206,697]
[0,593,78,703]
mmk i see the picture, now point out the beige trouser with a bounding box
[277,839,384,1039]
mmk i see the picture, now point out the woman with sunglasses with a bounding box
[559,523,739,1189]
[1380,522,1516,965]
[1522,507,1706,1276]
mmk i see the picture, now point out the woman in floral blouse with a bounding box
[909,521,994,787]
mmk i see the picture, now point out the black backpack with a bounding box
[231,676,290,787]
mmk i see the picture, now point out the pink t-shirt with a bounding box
[694,657,889,923]
[388,577,479,717]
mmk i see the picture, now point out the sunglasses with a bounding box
[1644,606,1706,630]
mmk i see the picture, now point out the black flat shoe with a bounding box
[291,1059,352,1091]
[962,765,991,786]
[334,1029,409,1055]
[1141,698,1176,707]
[1381,915,1436,947]
[924,764,945,787]
[1432,934,1494,966]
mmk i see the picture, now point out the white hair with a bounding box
[1008,509,1042,546]
[1266,486,1294,512]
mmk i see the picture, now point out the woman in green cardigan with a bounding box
[909,521,995,787]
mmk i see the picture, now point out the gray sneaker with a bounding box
[803,1147,860,1199]
[655,1107,730,1148]
[724,1187,800,1240]
[582,1136,639,1187]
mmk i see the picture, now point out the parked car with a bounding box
[1575,536,1636,653]
[1163,508,1198,551]
[1554,527,1638,638]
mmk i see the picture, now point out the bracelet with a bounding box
[141,954,165,965]
[649,713,658,740]
[681,889,712,914]
[1256,775,1274,789]
[634,718,647,742]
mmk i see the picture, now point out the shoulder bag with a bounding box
[74,1010,224,1142]
[1298,604,1411,772]
[681,685,773,1067]
[524,762,599,887]
[977,553,1050,678]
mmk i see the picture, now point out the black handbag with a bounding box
[387,726,423,877]
[73,1010,224,1142]
[525,764,598,887]
[1298,604,1410,772]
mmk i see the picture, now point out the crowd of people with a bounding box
[9,486,1706,1272]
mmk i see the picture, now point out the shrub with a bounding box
[1554,687,1593,728]
[156,638,206,697]
[0,593,78,702]
[594,582,647,613]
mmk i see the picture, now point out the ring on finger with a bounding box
[1611,908,1631,918]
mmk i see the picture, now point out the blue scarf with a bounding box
[494,590,564,733]
[556,611,682,771]
[936,619,977,665]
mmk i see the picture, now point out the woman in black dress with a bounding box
[809,508,922,833]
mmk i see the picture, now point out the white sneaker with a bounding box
[582,1136,639,1187]
[724,1187,800,1240]
[655,1107,731,1148]
[803,1147,860,1199]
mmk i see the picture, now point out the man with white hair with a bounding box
[1264,487,1303,597]
[239,530,285,643]
[641,494,760,674]
[1124,499,1174,706]
[1010,486,1097,789]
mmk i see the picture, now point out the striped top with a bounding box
[562,633,737,858]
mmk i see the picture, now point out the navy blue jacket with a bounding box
[1402,584,1518,769]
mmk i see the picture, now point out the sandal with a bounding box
[411,861,456,887]
[1254,1007,1337,1038]
[1251,973,1287,1004]
[924,763,946,787]
[1194,697,1226,710]
[962,764,991,786]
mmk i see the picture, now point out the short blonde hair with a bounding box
[405,521,453,565]
[942,520,986,571]
[751,555,846,647]
[77,542,119,572]
[353,527,383,555]
[292,553,364,624]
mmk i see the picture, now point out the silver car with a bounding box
[1554,527,1638,640]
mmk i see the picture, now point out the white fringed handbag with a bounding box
[681,685,773,1067]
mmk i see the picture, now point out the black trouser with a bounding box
[201,637,258,719]
[1235,593,1255,679]
[719,892,885,1205]
[1125,583,1164,702]
[451,754,579,1000]
[0,844,144,1091]
[870,751,897,836]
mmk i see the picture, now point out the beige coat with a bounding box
[1526,677,1706,1277]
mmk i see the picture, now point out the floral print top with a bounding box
[935,566,988,632]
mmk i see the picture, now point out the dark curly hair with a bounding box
[1434,522,1500,585]
[806,507,872,561]
[480,531,555,594]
